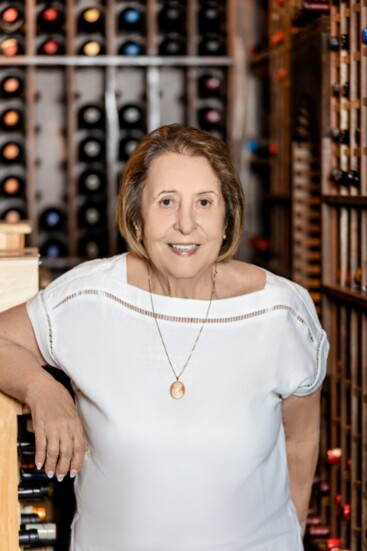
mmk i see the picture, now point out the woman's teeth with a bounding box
[169,244,199,251]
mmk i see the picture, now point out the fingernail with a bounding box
[70,470,78,479]
[57,474,65,482]
[86,448,91,455]
[46,471,54,478]
[36,463,43,471]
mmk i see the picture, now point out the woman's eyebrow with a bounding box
[153,189,219,200]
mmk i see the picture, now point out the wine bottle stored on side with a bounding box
[37,36,65,55]
[158,2,186,33]
[78,232,107,259]
[0,139,24,164]
[78,201,106,228]
[0,174,24,197]
[119,103,145,130]
[0,72,24,97]
[0,3,25,33]
[19,523,56,545]
[198,33,226,56]
[118,6,145,33]
[39,207,65,231]
[0,106,24,131]
[37,3,65,33]
[198,106,224,130]
[78,104,105,130]
[198,1,224,33]
[158,33,186,55]
[79,135,105,163]
[0,36,24,56]
[40,238,67,258]
[77,38,105,56]
[18,485,50,500]
[77,7,105,34]
[119,131,144,161]
[198,72,224,98]
[118,38,145,56]
[78,167,105,195]
[0,206,26,222]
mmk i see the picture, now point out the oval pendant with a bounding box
[170,380,185,400]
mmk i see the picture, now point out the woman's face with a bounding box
[140,152,226,281]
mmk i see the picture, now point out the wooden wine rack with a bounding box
[0,0,240,276]
[321,1,367,549]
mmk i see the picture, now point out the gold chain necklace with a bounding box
[148,266,217,400]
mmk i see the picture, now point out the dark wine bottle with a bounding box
[18,485,50,500]
[37,36,65,55]
[158,2,186,32]
[158,34,186,55]
[342,81,349,98]
[119,103,145,130]
[37,3,65,33]
[78,233,107,259]
[40,238,67,258]
[39,207,65,231]
[0,174,24,197]
[119,132,143,161]
[20,513,42,525]
[79,135,105,162]
[77,7,105,34]
[0,206,26,223]
[340,33,349,49]
[118,6,145,33]
[78,104,105,130]
[0,72,24,98]
[21,469,50,483]
[78,201,106,228]
[0,3,24,33]
[0,107,24,131]
[78,38,105,56]
[329,36,339,51]
[0,139,24,164]
[0,36,24,56]
[19,523,56,545]
[198,106,224,129]
[198,1,223,33]
[198,33,226,56]
[118,39,144,56]
[198,72,224,98]
[78,167,105,194]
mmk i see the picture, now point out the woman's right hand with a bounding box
[27,379,89,481]
[0,303,89,481]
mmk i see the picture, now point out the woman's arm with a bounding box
[281,387,322,537]
[0,303,88,480]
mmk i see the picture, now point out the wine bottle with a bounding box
[40,238,67,258]
[78,201,106,228]
[342,81,349,98]
[0,107,24,131]
[78,167,105,195]
[77,7,105,34]
[20,513,42,525]
[0,139,24,164]
[158,34,186,55]
[118,6,145,33]
[198,72,224,98]
[119,103,145,130]
[363,27,367,45]
[18,485,50,500]
[329,36,339,51]
[39,207,65,231]
[198,1,223,33]
[0,36,24,56]
[37,3,65,33]
[118,39,145,56]
[0,72,24,98]
[340,33,349,49]
[0,206,26,223]
[21,469,50,483]
[19,523,56,545]
[78,104,105,130]
[198,106,224,129]
[79,135,105,162]
[0,3,24,33]
[37,36,65,55]
[158,2,186,32]
[0,174,24,197]
[78,38,105,56]
[331,83,340,98]
[78,233,107,259]
[119,132,143,161]
[198,33,226,56]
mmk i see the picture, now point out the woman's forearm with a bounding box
[285,436,320,534]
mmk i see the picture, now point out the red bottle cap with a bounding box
[327,539,341,551]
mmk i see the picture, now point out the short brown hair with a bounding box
[116,124,245,262]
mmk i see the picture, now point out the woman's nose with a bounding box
[174,204,197,235]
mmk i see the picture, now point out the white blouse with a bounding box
[26,252,329,551]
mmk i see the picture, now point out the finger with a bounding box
[69,433,90,478]
[34,428,47,471]
[44,435,60,478]
[55,434,74,481]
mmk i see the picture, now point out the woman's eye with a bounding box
[199,199,211,207]
[160,198,173,207]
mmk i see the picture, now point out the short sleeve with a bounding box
[26,289,59,368]
[276,284,330,399]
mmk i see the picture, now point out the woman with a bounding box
[0,124,329,550]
